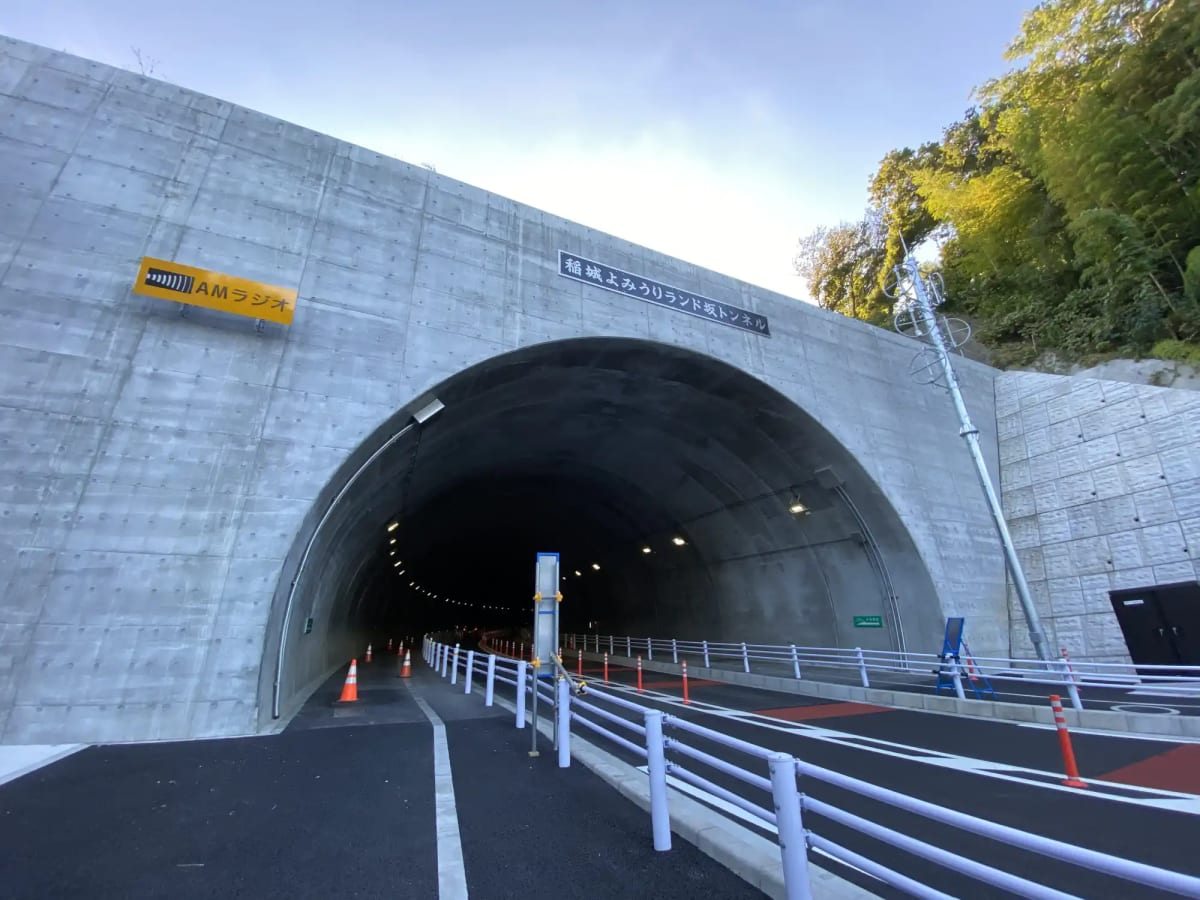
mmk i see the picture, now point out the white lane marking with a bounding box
[602,682,1200,814]
[410,693,470,900]
[634,764,878,881]
[1014,721,1200,743]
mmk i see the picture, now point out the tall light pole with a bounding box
[890,256,1050,661]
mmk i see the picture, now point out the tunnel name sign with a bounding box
[853,615,884,628]
[558,251,770,336]
[132,256,298,325]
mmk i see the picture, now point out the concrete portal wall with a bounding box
[996,372,1200,661]
[0,37,1005,743]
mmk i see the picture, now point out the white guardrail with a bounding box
[532,633,1200,711]
[422,635,1200,900]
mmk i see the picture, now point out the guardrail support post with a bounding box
[672,638,678,664]
[450,644,460,685]
[951,657,966,700]
[557,677,571,768]
[609,634,614,655]
[770,754,812,899]
[644,709,672,851]
[647,639,653,661]
[516,660,527,729]
[742,642,750,673]
[791,643,802,680]
[485,654,496,706]
[1060,652,1083,711]
[626,636,632,657]
[856,646,869,688]
[702,640,710,668]
[464,649,475,694]
[443,644,452,678]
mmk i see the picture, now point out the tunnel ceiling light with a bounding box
[591,563,601,571]
[788,493,810,516]
[574,570,582,577]
[397,570,405,576]
[671,536,686,546]
[641,546,652,554]
[387,521,399,532]
[393,560,401,567]
[412,397,445,424]
[390,550,396,555]
[389,538,397,544]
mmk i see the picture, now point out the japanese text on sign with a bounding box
[558,251,770,337]
[132,256,298,325]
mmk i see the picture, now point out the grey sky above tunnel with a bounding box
[5,0,1032,300]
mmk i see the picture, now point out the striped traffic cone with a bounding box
[400,649,412,678]
[337,660,359,702]
[365,644,373,663]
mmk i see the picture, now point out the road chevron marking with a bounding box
[598,682,1200,815]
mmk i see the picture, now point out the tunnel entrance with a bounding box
[262,338,940,723]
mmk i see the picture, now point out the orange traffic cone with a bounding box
[397,641,404,656]
[337,660,359,702]
[365,644,373,663]
[400,649,412,678]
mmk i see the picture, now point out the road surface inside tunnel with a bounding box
[1,656,764,900]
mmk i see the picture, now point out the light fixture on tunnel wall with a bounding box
[389,538,396,544]
[788,492,810,516]
[591,563,601,571]
[641,545,652,554]
[272,394,445,720]
[574,570,582,577]
[671,536,687,547]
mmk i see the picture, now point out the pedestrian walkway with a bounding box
[0,653,764,899]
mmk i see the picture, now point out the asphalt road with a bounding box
[0,658,763,900]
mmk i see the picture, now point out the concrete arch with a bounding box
[262,337,941,724]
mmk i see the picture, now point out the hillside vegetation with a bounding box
[794,0,1200,369]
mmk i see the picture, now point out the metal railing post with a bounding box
[609,634,614,655]
[702,640,710,668]
[450,644,460,685]
[464,649,475,694]
[770,754,812,899]
[951,658,966,700]
[791,643,802,680]
[856,647,869,688]
[644,709,671,851]
[557,677,571,768]
[516,660,527,728]
[626,636,632,657]
[742,642,750,673]
[1060,654,1083,711]
[647,639,653,661]
[485,654,496,707]
[672,638,678,664]
[442,644,451,678]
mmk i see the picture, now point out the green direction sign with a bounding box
[853,615,884,628]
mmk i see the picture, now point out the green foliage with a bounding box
[1151,339,1200,367]
[793,0,1200,363]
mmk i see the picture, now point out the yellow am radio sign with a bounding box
[133,256,298,325]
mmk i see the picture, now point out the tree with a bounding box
[793,212,887,323]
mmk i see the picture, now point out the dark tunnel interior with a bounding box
[267,337,942,717]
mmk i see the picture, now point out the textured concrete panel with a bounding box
[997,370,1200,662]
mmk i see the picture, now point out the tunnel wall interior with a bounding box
[1,37,1015,743]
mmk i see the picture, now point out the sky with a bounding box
[3,1,1034,301]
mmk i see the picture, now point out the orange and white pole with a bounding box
[603,652,609,684]
[365,644,373,663]
[577,647,583,677]
[1049,695,1087,789]
[637,655,644,693]
[682,659,690,705]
